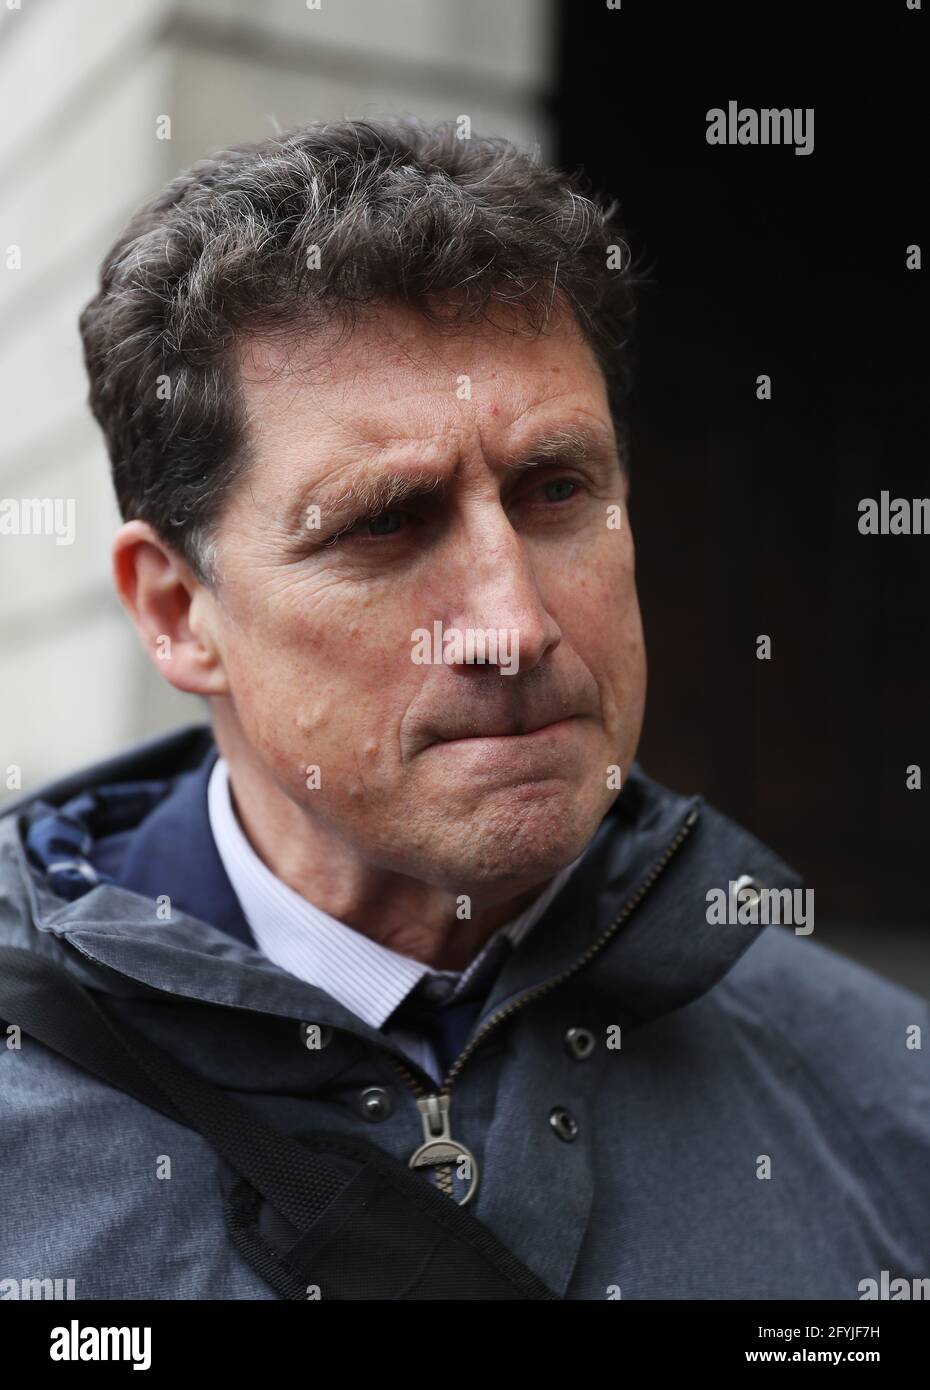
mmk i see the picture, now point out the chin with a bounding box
[435,777,607,889]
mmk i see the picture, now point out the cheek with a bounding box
[549,535,645,722]
[220,588,417,775]
[549,528,639,640]
[601,538,646,691]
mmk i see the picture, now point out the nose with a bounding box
[438,505,562,678]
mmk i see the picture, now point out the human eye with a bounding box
[539,477,579,503]
[355,508,409,537]
[519,473,586,510]
[506,469,596,531]
[326,508,411,545]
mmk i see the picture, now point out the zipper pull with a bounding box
[408,1093,479,1205]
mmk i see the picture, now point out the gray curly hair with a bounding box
[79,117,639,587]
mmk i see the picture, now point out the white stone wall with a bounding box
[0,0,555,797]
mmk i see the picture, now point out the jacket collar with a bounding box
[10,727,252,946]
[2,723,803,1053]
[476,760,802,1026]
[115,746,253,947]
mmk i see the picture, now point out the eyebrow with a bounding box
[500,424,617,470]
[286,422,619,541]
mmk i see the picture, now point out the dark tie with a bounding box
[387,933,513,1079]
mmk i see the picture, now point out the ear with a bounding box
[112,520,230,696]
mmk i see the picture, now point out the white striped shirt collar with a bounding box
[207,756,585,1029]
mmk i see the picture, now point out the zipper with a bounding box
[387,804,701,1198]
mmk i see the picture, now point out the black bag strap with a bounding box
[0,946,559,1300]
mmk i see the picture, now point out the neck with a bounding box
[213,731,550,974]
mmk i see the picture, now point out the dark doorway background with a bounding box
[555,1,928,988]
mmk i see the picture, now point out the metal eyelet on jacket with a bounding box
[565,1026,596,1061]
[733,874,766,909]
[359,1086,394,1121]
[549,1106,579,1142]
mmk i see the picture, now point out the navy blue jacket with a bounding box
[0,723,927,1299]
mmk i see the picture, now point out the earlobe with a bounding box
[111,520,229,697]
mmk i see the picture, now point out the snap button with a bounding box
[359,1086,394,1122]
[733,874,765,909]
[299,1021,333,1051]
[549,1106,579,1142]
[565,1026,596,1061]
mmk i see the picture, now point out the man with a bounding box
[1,118,927,1301]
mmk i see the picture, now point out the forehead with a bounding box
[233,301,611,461]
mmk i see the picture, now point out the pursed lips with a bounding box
[429,713,580,745]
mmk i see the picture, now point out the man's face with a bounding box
[206,302,646,903]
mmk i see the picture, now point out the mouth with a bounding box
[432,715,580,746]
